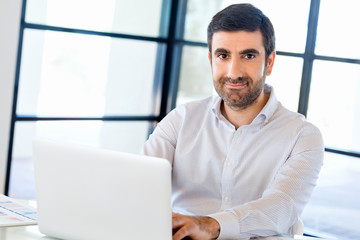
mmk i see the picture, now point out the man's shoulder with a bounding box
[159,95,218,126]
[274,103,322,135]
[175,95,219,114]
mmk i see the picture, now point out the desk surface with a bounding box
[0,225,323,240]
[0,225,49,240]
[0,197,322,240]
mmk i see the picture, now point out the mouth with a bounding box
[225,81,247,90]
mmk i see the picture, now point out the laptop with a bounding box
[32,139,172,240]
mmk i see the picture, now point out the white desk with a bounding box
[0,225,322,240]
[0,225,51,239]
[0,198,323,240]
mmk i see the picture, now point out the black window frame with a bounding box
[5,0,360,199]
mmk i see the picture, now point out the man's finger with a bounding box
[172,225,191,240]
[172,213,185,229]
[172,214,195,240]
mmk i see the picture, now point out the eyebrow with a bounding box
[213,48,229,55]
[240,48,260,55]
[213,48,260,55]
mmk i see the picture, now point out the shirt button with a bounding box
[227,162,232,167]
[224,197,229,201]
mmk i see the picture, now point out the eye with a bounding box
[217,53,228,60]
[244,54,255,59]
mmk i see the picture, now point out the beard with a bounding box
[214,70,266,110]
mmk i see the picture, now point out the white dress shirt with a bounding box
[142,85,324,239]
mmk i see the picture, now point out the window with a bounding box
[6,1,360,239]
[307,60,360,152]
[302,1,360,239]
[18,29,162,116]
[25,0,165,37]
[6,0,171,200]
[315,0,360,59]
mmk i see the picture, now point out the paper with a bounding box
[0,194,37,227]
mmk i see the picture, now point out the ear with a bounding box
[208,51,212,67]
[266,51,276,76]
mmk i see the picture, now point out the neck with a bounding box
[221,91,269,129]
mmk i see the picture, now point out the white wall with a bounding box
[0,0,22,193]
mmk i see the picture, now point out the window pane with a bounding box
[9,120,152,199]
[302,152,360,239]
[17,29,162,116]
[25,0,167,37]
[316,1,360,59]
[176,46,213,106]
[266,55,303,112]
[184,0,222,42]
[307,60,360,152]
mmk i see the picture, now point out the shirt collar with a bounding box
[256,84,278,124]
[211,84,278,125]
[211,96,228,123]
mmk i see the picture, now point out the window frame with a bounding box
[5,0,360,199]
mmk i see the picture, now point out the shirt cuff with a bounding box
[208,211,240,240]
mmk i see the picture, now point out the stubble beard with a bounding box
[214,72,266,111]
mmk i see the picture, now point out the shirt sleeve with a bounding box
[141,109,181,164]
[209,124,324,239]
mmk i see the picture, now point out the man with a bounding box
[143,4,323,240]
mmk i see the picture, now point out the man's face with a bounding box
[208,30,275,110]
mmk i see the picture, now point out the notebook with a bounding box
[0,194,37,227]
[32,139,172,240]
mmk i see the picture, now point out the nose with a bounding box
[227,57,243,79]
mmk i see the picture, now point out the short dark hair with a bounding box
[207,3,275,60]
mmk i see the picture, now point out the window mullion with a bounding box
[5,0,27,195]
[159,0,188,118]
[298,0,321,116]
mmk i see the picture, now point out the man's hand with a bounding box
[172,213,220,240]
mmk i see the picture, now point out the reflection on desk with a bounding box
[0,225,326,240]
[0,225,48,240]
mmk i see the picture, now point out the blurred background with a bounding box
[0,0,359,239]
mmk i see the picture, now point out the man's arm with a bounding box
[143,110,222,240]
[142,109,180,162]
[170,126,323,240]
[209,126,324,239]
